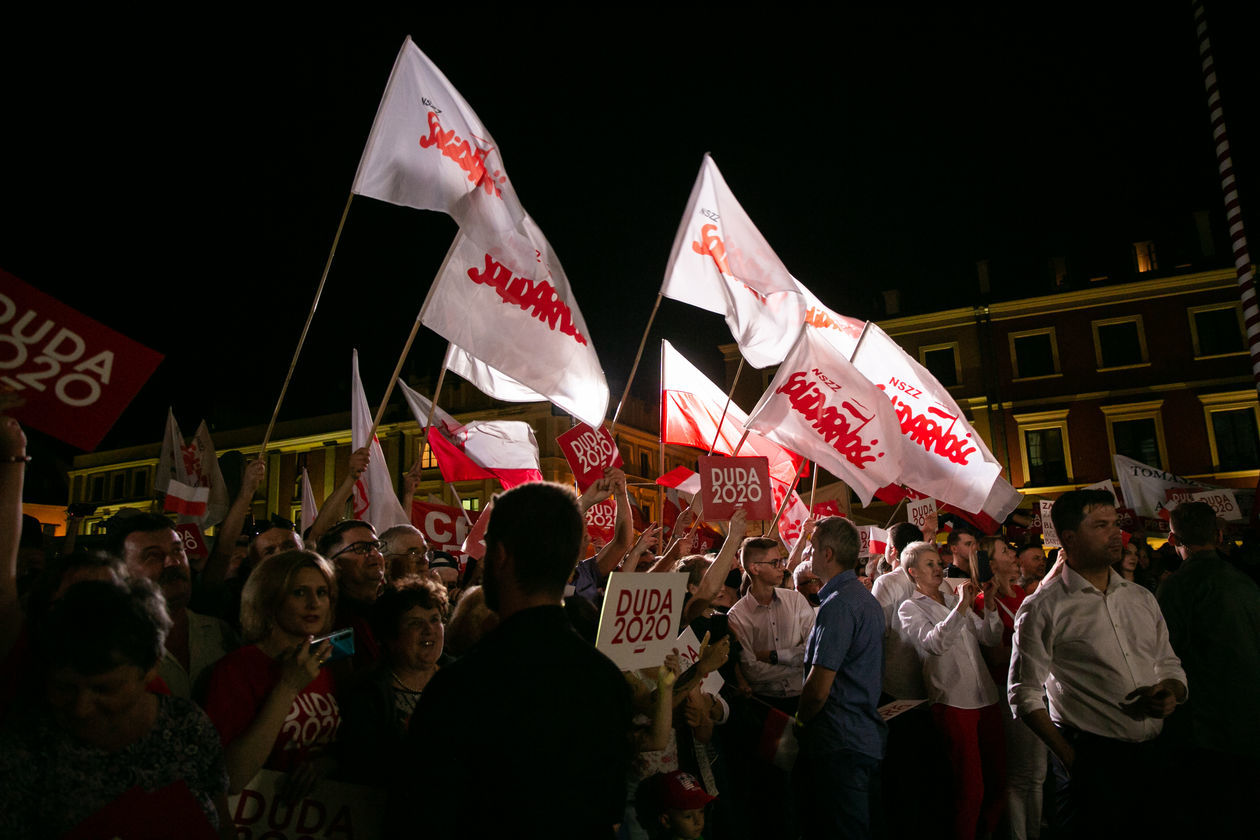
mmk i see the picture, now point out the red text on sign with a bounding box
[418,110,507,198]
[775,371,882,468]
[468,254,588,345]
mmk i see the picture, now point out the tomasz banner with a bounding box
[229,769,384,839]
[0,269,163,449]
[596,572,688,671]
[698,455,773,520]
[558,422,623,491]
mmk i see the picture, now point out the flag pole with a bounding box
[808,462,819,509]
[768,458,807,535]
[705,357,745,456]
[261,192,354,453]
[610,293,662,435]
[366,315,423,443]
[882,496,908,529]
[422,364,449,455]
[446,483,475,527]
[658,337,666,523]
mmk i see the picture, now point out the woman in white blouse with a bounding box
[897,541,1007,840]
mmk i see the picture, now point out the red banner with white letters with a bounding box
[557,422,624,491]
[411,499,478,553]
[0,269,163,449]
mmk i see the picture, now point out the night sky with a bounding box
[3,6,1257,500]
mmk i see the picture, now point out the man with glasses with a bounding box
[379,523,430,582]
[317,519,387,673]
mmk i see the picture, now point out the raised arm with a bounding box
[590,469,634,577]
[785,517,817,582]
[308,447,370,546]
[399,459,422,517]
[204,458,266,591]
[684,508,746,624]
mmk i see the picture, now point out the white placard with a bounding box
[1187,488,1243,522]
[229,769,384,839]
[907,496,937,530]
[595,573,689,671]
[1039,500,1060,549]
[675,625,726,695]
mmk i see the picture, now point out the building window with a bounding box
[920,342,961,388]
[419,441,438,469]
[462,496,481,512]
[1102,401,1168,471]
[131,468,149,499]
[1133,241,1158,273]
[1200,391,1260,473]
[639,451,652,478]
[90,474,106,502]
[1188,303,1245,358]
[1091,316,1148,370]
[1009,328,1060,380]
[1015,410,1073,487]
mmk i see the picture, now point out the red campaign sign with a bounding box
[411,499,476,551]
[175,523,209,561]
[584,497,616,545]
[556,422,623,491]
[0,270,163,450]
[698,455,773,520]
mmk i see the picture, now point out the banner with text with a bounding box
[698,455,773,520]
[229,769,384,840]
[411,499,475,552]
[558,422,623,491]
[0,269,163,449]
[596,572,688,671]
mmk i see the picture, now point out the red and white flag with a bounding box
[300,468,318,535]
[771,483,812,547]
[660,340,804,489]
[660,154,806,368]
[745,328,904,507]
[858,525,890,558]
[399,381,543,490]
[351,351,411,532]
[657,465,702,497]
[155,409,228,529]
[419,217,609,428]
[352,37,526,247]
[851,322,1013,520]
[163,479,208,517]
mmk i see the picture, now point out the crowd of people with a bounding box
[2,411,1259,838]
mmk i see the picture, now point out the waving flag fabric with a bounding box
[660,154,805,368]
[155,409,228,530]
[351,351,411,532]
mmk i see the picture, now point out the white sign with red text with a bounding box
[908,496,937,531]
[1039,500,1060,549]
[596,573,688,672]
[698,455,773,520]
[858,526,889,559]
[1187,488,1243,521]
[674,626,725,695]
[229,770,384,840]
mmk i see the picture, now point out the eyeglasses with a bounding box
[751,558,788,569]
[331,539,386,560]
[387,547,430,564]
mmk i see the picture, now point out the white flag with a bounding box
[851,322,1008,519]
[154,409,228,529]
[660,154,806,368]
[300,468,319,536]
[419,217,609,428]
[443,343,549,405]
[352,37,526,246]
[350,351,411,532]
[1114,454,1212,519]
[798,280,866,357]
[155,407,183,496]
[746,328,904,506]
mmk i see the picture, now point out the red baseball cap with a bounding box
[661,771,716,810]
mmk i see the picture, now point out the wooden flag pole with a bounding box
[808,462,820,510]
[705,357,745,456]
[366,315,423,443]
[422,364,449,452]
[610,293,662,435]
[882,495,908,529]
[768,457,807,535]
[261,193,354,453]
[446,483,475,528]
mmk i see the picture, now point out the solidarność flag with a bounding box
[660,154,806,369]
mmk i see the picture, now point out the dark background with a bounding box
[3,5,1256,501]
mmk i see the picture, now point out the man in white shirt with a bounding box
[727,537,815,714]
[1009,489,1186,838]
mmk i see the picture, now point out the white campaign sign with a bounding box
[908,496,937,530]
[229,769,384,839]
[1187,488,1243,521]
[595,573,688,671]
[675,626,725,695]
[1079,479,1117,498]
[1039,500,1060,549]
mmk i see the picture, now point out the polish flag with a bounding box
[351,351,412,532]
[399,381,543,490]
[858,525,889,558]
[660,340,805,490]
[163,480,209,517]
[656,466,702,497]
[352,36,526,247]
[155,409,228,529]
[660,154,806,368]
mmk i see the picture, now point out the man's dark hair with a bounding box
[38,578,171,674]
[740,537,779,568]
[371,576,450,644]
[486,483,583,594]
[889,522,924,555]
[106,512,175,556]
[1050,489,1115,536]
[946,524,980,547]
[814,516,860,571]
[316,519,373,558]
[1170,501,1218,547]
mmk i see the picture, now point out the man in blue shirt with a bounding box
[795,515,887,838]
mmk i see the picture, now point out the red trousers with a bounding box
[931,702,1007,840]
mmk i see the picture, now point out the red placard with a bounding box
[584,497,617,545]
[0,270,164,450]
[698,455,773,520]
[810,500,842,518]
[557,422,623,490]
[411,499,476,552]
[174,523,209,561]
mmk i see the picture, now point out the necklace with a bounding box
[391,668,435,693]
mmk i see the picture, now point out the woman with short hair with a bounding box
[897,541,1006,840]
[0,578,230,838]
[203,550,339,794]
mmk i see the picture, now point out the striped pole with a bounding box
[1193,0,1260,391]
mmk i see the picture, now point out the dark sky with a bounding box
[3,5,1257,498]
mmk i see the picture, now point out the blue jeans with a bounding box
[795,747,881,839]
